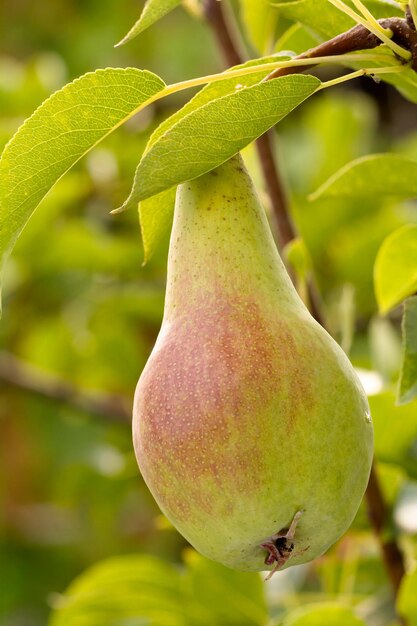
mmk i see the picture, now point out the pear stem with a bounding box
[203,0,407,609]
[202,0,296,252]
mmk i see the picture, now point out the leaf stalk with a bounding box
[319,64,408,90]
[160,53,400,97]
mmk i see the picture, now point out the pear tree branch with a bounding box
[0,351,130,424]
[367,463,407,595]
[265,17,417,81]
[203,0,407,604]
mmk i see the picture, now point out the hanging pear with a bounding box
[133,153,373,576]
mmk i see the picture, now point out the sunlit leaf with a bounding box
[284,237,312,280]
[398,568,417,626]
[273,1,417,102]
[183,551,267,626]
[370,392,417,478]
[398,296,417,405]
[121,74,320,207]
[282,602,366,626]
[369,316,402,383]
[48,552,268,626]
[238,0,279,54]
[122,54,291,215]
[275,23,320,55]
[309,154,417,201]
[347,49,417,104]
[374,225,417,313]
[130,55,285,255]
[131,55,293,255]
[49,555,185,626]
[139,187,176,263]
[283,237,312,308]
[273,0,401,40]
[0,68,165,308]
[116,0,182,47]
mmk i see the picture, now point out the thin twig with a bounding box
[0,351,130,424]
[203,0,407,606]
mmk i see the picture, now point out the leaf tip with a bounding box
[396,387,417,406]
[307,189,320,202]
[114,37,127,49]
[110,205,128,215]
[376,301,390,316]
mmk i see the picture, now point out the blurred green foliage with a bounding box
[0,1,417,625]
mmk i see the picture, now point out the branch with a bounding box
[266,18,417,81]
[0,351,130,424]
[203,0,407,605]
[366,463,406,595]
[203,0,241,66]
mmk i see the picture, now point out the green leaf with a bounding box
[49,555,186,626]
[116,0,182,47]
[122,73,320,207]
[370,392,417,478]
[273,0,401,40]
[272,1,417,103]
[275,23,320,55]
[344,46,417,104]
[273,0,353,38]
[350,49,417,104]
[238,0,279,54]
[374,225,417,313]
[183,551,267,626]
[144,55,290,166]
[397,568,417,626]
[283,237,312,311]
[284,237,312,280]
[132,55,290,253]
[309,154,417,201]
[282,602,366,626]
[0,67,165,307]
[398,297,417,405]
[48,552,268,626]
[139,187,176,263]
[369,317,402,383]
[336,284,356,356]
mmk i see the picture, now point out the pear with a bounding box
[133,153,373,576]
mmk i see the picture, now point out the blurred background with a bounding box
[1,1,417,625]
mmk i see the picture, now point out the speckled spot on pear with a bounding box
[134,292,321,522]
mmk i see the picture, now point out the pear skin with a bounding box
[133,154,373,575]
